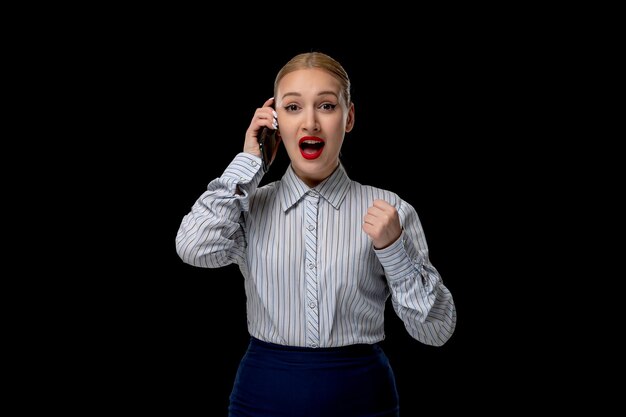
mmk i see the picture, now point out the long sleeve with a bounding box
[375,200,456,346]
[175,153,264,268]
[175,161,455,348]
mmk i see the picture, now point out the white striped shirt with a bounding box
[176,153,456,347]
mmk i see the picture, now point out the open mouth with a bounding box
[299,136,325,160]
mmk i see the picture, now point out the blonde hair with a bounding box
[274,52,352,108]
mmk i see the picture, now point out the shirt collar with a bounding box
[278,163,351,212]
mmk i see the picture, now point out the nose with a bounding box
[302,108,320,132]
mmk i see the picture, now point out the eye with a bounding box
[320,103,337,111]
[284,104,300,112]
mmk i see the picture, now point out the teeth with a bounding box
[303,140,321,144]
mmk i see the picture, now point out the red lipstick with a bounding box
[298,136,325,160]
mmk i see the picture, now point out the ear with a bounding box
[345,103,355,133]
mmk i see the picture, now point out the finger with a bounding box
[255,104,278,129]
[366,206,390,222]
[253,109,277,130]
[372,199,393,211]
[264,97,278,128]
[363,213,379,226]
[263,97,275,108]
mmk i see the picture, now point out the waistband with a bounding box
[249,336,379,356]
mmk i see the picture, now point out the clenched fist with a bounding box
[362,199,402,249]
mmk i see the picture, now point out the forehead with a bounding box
[277,68,341,97]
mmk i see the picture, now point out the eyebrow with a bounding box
[281,91,339,100]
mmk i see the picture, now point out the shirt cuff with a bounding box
[375,231,424,281]
[222,152,264,187]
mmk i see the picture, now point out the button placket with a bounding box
[304,191,320,348]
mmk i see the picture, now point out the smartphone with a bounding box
[258,118,280,172]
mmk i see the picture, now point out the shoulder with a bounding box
[349,180,421,220]
[349,180,403,207]
[251,180,280,199]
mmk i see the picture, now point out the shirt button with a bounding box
[310,343,318,348]
[309,301,316,309]
[307,224,314,231]
[251,160,257,167]
[308,263,314,269]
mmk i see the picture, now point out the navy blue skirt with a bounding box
[228,337,399,417]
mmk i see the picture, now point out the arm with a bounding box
[175,152,264,268]
[369,200,457,346]
[176,98,277,268]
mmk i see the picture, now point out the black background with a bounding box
[17,7,611,413]
[78,29,553,414]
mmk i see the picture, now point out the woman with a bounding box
[176,51,456,416]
